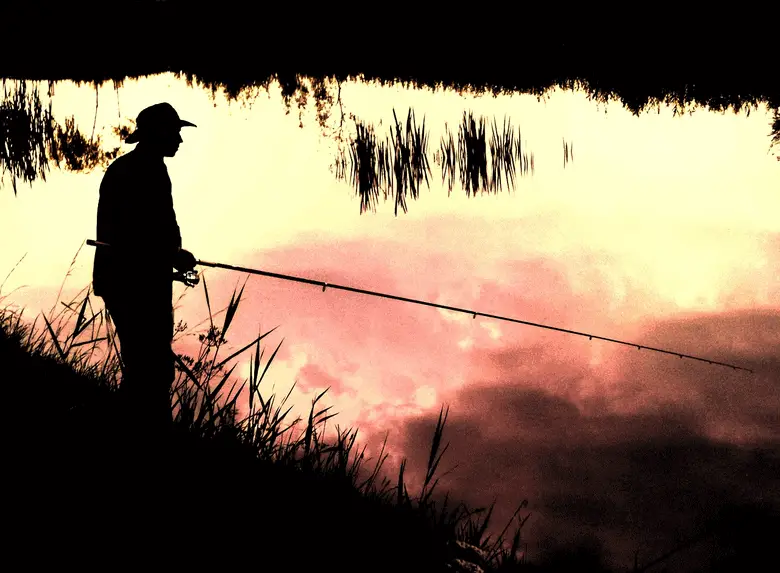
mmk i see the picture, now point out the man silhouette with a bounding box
[93,102,197,432]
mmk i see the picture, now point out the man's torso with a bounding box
[92,150,182,297]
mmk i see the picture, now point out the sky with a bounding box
[1,74,778,570]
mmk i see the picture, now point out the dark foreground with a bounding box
[3,300,778,572]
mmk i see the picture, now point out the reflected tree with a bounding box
[0,81,55,195]
[3,73,776,209]
[0,80,125,194]
[49,117,121,173]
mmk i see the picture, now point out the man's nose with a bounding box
[177,133,182,143]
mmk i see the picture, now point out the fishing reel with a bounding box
[173,269,200,288]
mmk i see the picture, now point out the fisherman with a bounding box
[92,102,197,432]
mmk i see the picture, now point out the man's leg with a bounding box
[143,291,175,432]
[102,285,175,433]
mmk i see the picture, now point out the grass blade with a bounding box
[213,325,279,372]
[42,312,66,361]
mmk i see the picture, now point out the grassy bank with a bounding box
[4,272,775,571]
[2,279,537,573]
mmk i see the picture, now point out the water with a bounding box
[1,74,778,570]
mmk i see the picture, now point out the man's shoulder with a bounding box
[99,152,138,198]
[105,150,139,173]
[106,149,166,175]
[101,150,154,186]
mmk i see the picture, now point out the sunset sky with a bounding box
[1,75,778,568]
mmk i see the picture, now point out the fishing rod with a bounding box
[86,239,753,373]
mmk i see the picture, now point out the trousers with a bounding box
[101,282,175,432]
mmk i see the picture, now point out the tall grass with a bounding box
[2,270,532,572]
[5,265,771,571]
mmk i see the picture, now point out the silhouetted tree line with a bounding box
[2,4,776,115]
[1,6,777,203]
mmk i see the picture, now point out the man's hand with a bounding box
[174,248,197,272]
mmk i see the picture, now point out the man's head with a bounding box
[125,103,196,157]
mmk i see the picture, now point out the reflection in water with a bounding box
[1,69,779,573]
[5,75,775,213]
[335,109,432,215]
[0,81,55,194]
[0,80,127,193]
[50,116,120,174]
[3,71,779,200]
[336,110,544,214]
[563,138,573,168]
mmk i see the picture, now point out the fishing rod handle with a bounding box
[87,239,189,257]
[86,239,200,286]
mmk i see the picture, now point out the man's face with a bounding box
[144,127,183,157]
[158,128,183,157]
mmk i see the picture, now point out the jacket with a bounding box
[92,149,182,297]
